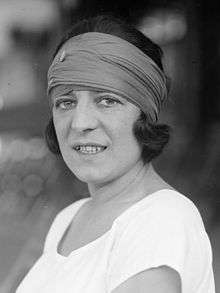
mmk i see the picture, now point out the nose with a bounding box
[70,92,98,133]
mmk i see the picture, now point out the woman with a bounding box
[16,15,215,292]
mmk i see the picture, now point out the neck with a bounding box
[88,161,152,205]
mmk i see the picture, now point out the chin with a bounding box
[72,163,132,186]
[72,167,109,184]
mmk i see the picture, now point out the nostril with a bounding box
[83,127,95,132]
[71,117,98,132]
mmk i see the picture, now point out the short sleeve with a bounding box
[107,195,213,292]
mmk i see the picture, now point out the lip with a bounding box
[72,142,108,148]
[72,142,108,156]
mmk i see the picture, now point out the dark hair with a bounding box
[45,15,170,163]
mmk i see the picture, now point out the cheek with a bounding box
[107,107,140,150]
[53,117,68,148]
[111,119,140,153]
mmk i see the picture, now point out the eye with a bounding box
[97,94,123,108]
[54,97,76,110]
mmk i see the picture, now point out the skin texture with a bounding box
[112,266,181,293]
[52,89,143,192]
[52,89,181,292]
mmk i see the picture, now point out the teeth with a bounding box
[75,145,105,154]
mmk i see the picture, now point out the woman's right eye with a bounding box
[54,98,76,110]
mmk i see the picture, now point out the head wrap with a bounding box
[47,32,168,122]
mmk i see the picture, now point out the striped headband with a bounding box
[47,32,168,122]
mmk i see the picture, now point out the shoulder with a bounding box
[108,190,213,292]
[146,189,204,224]
[148,189,198,209]
[110,189,211,273]
[112,188,207,245]
[122,189,205,231]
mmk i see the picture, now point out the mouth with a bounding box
[73,144,107,155]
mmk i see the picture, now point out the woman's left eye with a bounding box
[97,96,122,107]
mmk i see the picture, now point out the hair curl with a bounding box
[45,14,170,162]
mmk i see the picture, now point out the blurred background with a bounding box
[0,0,219,292]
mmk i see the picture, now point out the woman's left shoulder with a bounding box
[141,188,204,225]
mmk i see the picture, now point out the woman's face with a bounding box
[52,89,142,185]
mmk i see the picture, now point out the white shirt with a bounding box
[16,189,215,292]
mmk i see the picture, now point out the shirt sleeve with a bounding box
[107,196,213,292]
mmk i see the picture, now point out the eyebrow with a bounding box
[49,89,126,104]
[95,92,125,99]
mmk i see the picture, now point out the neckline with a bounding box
[55,188,175,259]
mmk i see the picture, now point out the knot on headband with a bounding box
[47,32,169,122]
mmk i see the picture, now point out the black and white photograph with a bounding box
[0,0,218,292]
